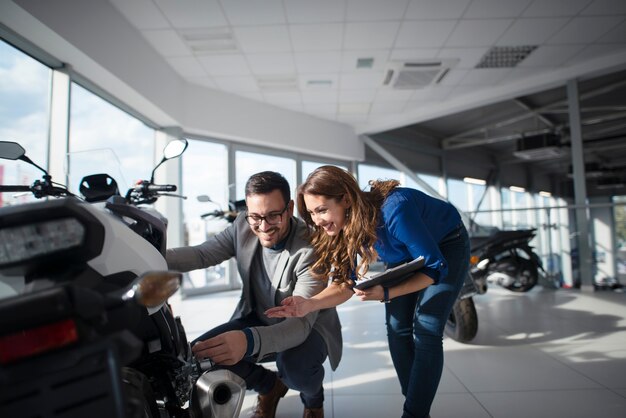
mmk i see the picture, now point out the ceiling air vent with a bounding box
[513,133,567,160]
[476,45,537,68]
[382,59,458,90]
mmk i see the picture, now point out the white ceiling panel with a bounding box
[196,54,251,76]
[221,0,286,25]
[390,48,440,61]
[344,22,401,50]
[339,89,378,102]
[340,72,386,89]
[396,20,457,48]
[154,0,227,28]
[496,18,570,46]
[233,25,292,53]
[405,0,472,20]
[290,24,344,52]
[437,47,489,68]
[346,0,409,21]
[109,0,170,29]
[446,19,513,47]
[304,103,337,116]
[284,0,346,23]
[375,89,416,102]
[597,20,626,43]
[301,89,339,104]
[522,0,592,17]
[458,68,512,85]
[370,100,408,114]
[548,16,624,45]
[438,69,470,86]
[247,53,296,75]
[517,44,586,67]
[582,0,626,16]
[464,0,533,19]
[566,43,626,66]
[296,52,342,73]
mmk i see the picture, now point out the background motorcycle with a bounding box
[470,228,543,293]
[0,140,245,418]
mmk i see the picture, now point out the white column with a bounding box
[48,69,70,183]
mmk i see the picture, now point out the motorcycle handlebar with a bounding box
[0,185,32,192]
[146,184,177,192]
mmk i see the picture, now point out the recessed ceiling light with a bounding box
[306,79,333,87]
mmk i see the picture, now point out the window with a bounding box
[0,40,51,207]
[68,82,154,195]
[235,150,296,200]
[180,140,231,294]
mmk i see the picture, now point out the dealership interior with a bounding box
[1,1,626,417]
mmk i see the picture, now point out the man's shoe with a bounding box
[250,376,289,418]
[303,407,324,418]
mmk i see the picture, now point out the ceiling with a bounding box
[107,0,626,198]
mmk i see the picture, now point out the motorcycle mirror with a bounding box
[0,141,26,160]
[163,138,188,160]
[197,195,211,203]
[0,140,49,175]
[130,271,182,308]
[150,138,188,183]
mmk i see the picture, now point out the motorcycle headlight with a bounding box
[0,218,85,264]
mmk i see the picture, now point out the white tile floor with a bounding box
[176,285,626,418]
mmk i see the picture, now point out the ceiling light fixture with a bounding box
[509,186,526,193]
[463,177,486,185]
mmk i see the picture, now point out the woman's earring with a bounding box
[345,208,351,219]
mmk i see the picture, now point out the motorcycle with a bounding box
[0,140,245,418]
[469,228,544,293]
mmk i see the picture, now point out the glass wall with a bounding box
[180,140,231,295]
[0,40,51,207]
[68,83,155,195]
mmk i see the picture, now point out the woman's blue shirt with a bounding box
[374,187,462,284]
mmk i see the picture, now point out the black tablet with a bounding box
[354,256,425,290]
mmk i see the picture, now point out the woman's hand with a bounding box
[265,295,315,318]
[354,284,384,302]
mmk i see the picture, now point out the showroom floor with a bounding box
[177,284,626,418]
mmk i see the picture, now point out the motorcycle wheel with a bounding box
[500,257,539,292]
[122,367,160,418]
[445,297,478,343]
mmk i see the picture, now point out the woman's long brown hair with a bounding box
[297,165,399,284]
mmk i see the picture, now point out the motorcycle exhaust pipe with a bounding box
[191,369,246,418]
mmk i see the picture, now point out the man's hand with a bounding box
[354,284,384,302]
[265,295,314,318]
[191,330,247,365]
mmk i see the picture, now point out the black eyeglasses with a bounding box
[245,204,289,226]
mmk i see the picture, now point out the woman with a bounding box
[266,165,470,418]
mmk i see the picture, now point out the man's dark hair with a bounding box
[245,171,291,205]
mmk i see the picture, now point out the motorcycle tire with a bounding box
[500,256,539,292]
[122,367,160,418]
[445,297,478,343]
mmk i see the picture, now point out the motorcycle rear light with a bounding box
[0,318,78,364]
[0,218,85,265]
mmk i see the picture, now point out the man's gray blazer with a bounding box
[166,214,342,370]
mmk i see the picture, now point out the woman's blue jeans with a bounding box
[384,224,470,418]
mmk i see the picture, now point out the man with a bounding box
[166,171,341,418]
